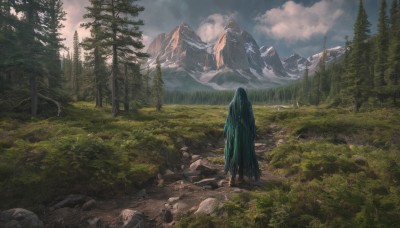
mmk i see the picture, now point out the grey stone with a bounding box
[182,152,190,159]
[0,208,44,228]
[194,178,218,189]
[50,194,88,210]
[82,199,97,211]
[172,202,189,214]
[161,209,173,223]
[189,160,217,177]
[194,198,220,215]
[118,209,145,228]
[168,197,180,204]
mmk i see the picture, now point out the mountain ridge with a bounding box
[146,21,345,91]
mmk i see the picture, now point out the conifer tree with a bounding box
[374,0,389,104]
[301,64,310,104]
[13,0,47,115]
[347,0,372,112]
[83,0,147,116]
[153,57,164,111]
[72,30,81,98]
[81,0,107,108]
[43,0,65,91]
[387,0,400,105]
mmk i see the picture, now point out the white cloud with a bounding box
[197,13,236,43]
[255,0,344,43]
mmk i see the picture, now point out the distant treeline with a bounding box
[164,84,298,105]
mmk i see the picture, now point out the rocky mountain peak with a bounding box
[224,19,241,33]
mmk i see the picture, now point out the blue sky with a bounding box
[62,0,380,57]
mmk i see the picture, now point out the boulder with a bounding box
[161,209,173,223]
[50,194,89,210]
[191,155,201,161]
[0,208,44,228]
[82,199,97,211]
[194,178,219,189]
[163,169,182,182]
[168,197,180,204]
[172,202,190,215]
[189,160,217,177]
[118,209,145,228]
[194,198,220,215]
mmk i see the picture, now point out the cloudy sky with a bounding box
[61,0,379,58]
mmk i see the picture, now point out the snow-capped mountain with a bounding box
[260,46,287,77]
[282,53,310,77]
[146,21,345,91]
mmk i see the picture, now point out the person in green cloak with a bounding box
[224,87,260,187]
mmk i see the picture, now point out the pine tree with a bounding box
[347,0,372,112]
[301,64,310,104]
[81,0,107,108]
[43,0,65,91]
[143,66,151,105]
[387,0,400,105]
[374,0,389,104]
[84,0,147,117]
[13,0,48,115]
[153,57,163,111]
[72,30,81,98]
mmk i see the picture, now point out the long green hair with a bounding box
[224,88,260,180]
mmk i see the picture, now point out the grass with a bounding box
[177,106,400,227]
[1,103,400,227]
[0,102,227,210]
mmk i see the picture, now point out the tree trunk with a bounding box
[94,47,102,108]
[124,63,129,112]
[111,45,118,117]
[30,74,38,116]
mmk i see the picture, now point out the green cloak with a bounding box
[224,88,260,180]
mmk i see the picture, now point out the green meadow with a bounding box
[1,103,400,227]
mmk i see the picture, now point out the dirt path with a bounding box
[43,125,285,227]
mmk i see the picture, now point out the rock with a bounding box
[194,198,220,215]
[194,178,218,189]
[161,209,173,223]
[82,199,96,211]
[276,139,284,146]
[86,217,102,228]
[50,194,89,210]
[180,146,189,152]
[0,208,44,228]
[172,202,190,215]
[191,155,201,161]
[118,209,145,228]
[218,180,227,187]
[135,189,147,198]
[168,197,180,204]
[189,160,217,177]
[163,169,182,181]
[186,175,202,183]
[182,152,190,159]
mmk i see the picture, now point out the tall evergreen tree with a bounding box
[81,0,107,108]
[374,0,389,104]
[13,0,48,115]
[387,0,400,105]
[153,57,163,111]
[347,0,372,112]
[84,0,147,117]
[72,30,81,97]
[301,64,310,104]
[43,0,65,91]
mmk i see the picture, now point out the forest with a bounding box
[1,0,400,227]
